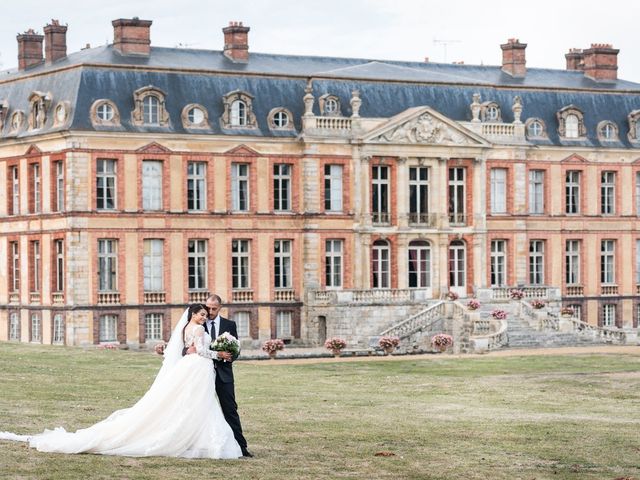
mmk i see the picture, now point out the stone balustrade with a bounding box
[29,292,41,304]
[9,292,19,304]
[188,291,210,303]
[97,292,120,305]
[143,292,166,304]
[52,292,65,305]
[232,290,254,303]
[601,285,618,296]
[274,289,296,302]
[303,116,352,136]
[309,288,432,306]
[566,285,584,296]
[379,300,445,339]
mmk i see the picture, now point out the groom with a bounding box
[202,294,252,458]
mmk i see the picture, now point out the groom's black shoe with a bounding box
[241,448,254,458]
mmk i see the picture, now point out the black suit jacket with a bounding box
[208,316,238,384]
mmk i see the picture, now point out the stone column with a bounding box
[396,157,409,228]
[65,151,90,212]
[396,234,408,289]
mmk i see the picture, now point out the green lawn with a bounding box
[0,344,639,480]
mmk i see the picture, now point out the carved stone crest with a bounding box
[374,112,471,145]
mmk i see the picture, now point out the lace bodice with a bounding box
[184,325,217,360]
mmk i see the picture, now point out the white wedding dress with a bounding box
[0,315,242,459]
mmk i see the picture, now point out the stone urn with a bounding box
[268,351,278,359]
[331,349,342,357]
[383,346,395,355]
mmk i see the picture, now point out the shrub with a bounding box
[531,299,545,309]
[467,299,481,310]
[324,337,347,351]
[378,336,400,349]
[509,289,524,300]
[446,291,459,301]
[431,333,454,350]
[262,339,285,354]
[491,309,507,320]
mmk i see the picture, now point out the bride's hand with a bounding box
[186,345,197,355]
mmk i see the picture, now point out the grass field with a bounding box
[0,343,639,480]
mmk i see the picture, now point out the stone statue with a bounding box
[303,79,314,117]
[350,90,361,118]
[512,95,523,124]
[471,93,481,122]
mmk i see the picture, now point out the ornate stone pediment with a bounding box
[136,142,172,154]
[363,106,488,146]
[225,144,260,156]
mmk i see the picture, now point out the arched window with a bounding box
[565,114,579,138]
[408,240,431,288]
[230,100,247,126]
[143,95,160,124]
[557,106,585,139]
[526,119,545,138]
[91,99,120,127]
[372,239,390,289]
[448,240,466,288]
[598,121,618,141]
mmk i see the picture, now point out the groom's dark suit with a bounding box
[204,316,248,453]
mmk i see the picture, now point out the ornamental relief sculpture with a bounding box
[373,112,472,145]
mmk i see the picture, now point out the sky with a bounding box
[1,0,639,82]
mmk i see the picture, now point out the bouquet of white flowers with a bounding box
[210,332,240,356]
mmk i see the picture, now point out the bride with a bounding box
[0,303,242,459]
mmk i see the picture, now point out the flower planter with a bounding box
[268,351,277,359]
[382,346,395,355]
[331,349,342,357]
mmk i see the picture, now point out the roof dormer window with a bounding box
[526,119,546,139]
[627,110,640,143]
[28,91,51,130]
[319,94,341,117]
[91,100,120,127]
[182,104,209,129]
[557,106,586,140]
[598,121,618,141]
[268,108,294,130]
[221,90,256,129]
[132,86,170,127]
[482,102,501,122]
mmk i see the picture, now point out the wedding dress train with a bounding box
[0,316,242,459]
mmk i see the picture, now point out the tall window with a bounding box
[449,240,466,288]
[9,241,19,291]
[96,159,117,210]
[31,163,41,213]
[231,163,250,212]
[55,161,64,211]
[9,312,20,341]
[230,100,247,127]
[490,168,507,214]
[232,240,251,289]
[234,311,251,338]
[409,167,429,222]
[528,170,544,214]
[408,240,431,288]
[490,240,507,286]
[143,95,159,124]
[372,240,390,288]
[600,240,615,284]
[372,165,389,224]
[565,171,580,214]
[142,161,163,210]
[273,164,291,211]
[143,239,164,292]
[31,241,41,292]
[601,171,615,215]
[188,240,207,291]
[276,311,292,338]
[602,304,616,327]
[448,167,466,224]
[325,239,343,288]
[636,172,640,215]
[529,240,545,284]
[10,166,19,215]
[98,239,118,291]
[565,114,579,138]
[274,240,292,289]
[54,239,65,291]
[145,313,163,341]
[99,314,118,342]
[31,313,41,343]
[324,164,343,212]
[637,239,640,284]
[187,162,207,211]
[565,240,580,285]
[53,314,64,344]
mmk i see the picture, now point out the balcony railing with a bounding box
[274,289,296,302]
[189,291,210,303]
[97,292,120,305]
[9,292,19,304]
[601,285,618,296]
[309,288,432,306]
[482,123,516,137]
[232,290,254,303]
[303,116,352,136]
[485,286,559,301]
[144,291,166,304]
[372,212,391,225]
[52,292,65,305]
[408,212,438,227]
[29,292,41,304]
[448,213,467,226]
[566,285,584,297]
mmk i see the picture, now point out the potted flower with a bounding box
[467,299,480,310]
[262,338,285,359]
[491,309,507,320]
[324,337,347,356]
[446,291,459,301]
[431,333,453,353]
[560,306,575,316]
[378,336,400,355]
[531,299,545,309]
[509,289,524,300]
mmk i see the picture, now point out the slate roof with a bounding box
[1,44,639,147]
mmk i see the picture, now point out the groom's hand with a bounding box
[218,351,233,362]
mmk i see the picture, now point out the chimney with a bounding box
[500,38,527,77]
[112,17,152,56]
[223,21,250,62]
[44,19,67,64]
[565,48,584,71]
[17,29,44,71]
[582,43,619,81]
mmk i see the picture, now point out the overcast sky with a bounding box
[2,0,639,82]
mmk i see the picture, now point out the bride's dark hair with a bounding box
[188,303,207,318]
